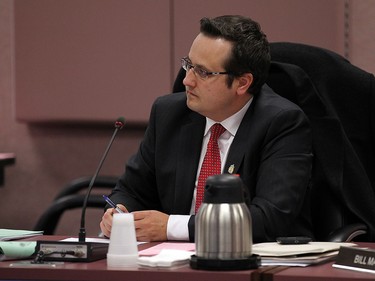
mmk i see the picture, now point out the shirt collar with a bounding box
[204,97,253,136]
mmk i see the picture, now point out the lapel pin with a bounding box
[228,164,235,174]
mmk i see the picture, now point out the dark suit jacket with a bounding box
[269,42,375,241]
[110,85,313,243]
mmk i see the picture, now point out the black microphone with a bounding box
[35,117,125,263]
[79,116,125,242]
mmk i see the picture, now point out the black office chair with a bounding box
[172,42,375,242]
[269,42,375,242]
[266,61,371,242]
[33,176,118,235]
[53,175,119,200]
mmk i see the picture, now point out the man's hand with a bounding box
[99,204,127,238]
[132,210,169,242]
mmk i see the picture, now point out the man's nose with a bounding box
[183,69,196,87]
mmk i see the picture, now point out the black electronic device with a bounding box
[276,236,312,245]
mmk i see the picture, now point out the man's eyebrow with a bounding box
[185,56,193,63]
[188,57,209,70]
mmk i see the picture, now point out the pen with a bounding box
[102,195,124,214]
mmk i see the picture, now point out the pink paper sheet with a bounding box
[139,242,195,256]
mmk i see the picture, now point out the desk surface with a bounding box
[271,262,375,281]
[270,242,375,281]
[0,259,255,281]
[1,237,374,281]
[0,236,256,281]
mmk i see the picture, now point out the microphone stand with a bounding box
[34,118,125,263]
[79,119,124,242]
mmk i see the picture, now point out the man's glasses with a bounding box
[181,57,231,80]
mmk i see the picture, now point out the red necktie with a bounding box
[195,123,226,213]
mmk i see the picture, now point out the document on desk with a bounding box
[138,242,195,268]
[0,229,43,241]
[252,242,357,267]
[60,237,110,243]
[139,242,195,256]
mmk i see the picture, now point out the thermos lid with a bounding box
[204,174,245,204]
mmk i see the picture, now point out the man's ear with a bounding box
[237,73,253,95]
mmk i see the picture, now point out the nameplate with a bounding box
[333,246,375,274]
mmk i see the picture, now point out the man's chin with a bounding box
[186,98,198,112]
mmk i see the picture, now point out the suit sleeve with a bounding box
[249,107,313,242]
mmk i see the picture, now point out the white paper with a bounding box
[60,237,110,243]
[138,249,194,267]
[252,242,356,257]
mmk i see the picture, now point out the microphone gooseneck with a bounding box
[78,117,126,242]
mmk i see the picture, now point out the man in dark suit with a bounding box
[100,15,313,243]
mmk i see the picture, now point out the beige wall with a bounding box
[14,0,346,124]
[349,0,375,74]
[1,0,373,236]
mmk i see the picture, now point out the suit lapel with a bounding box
[224,104,255,175]
[174,113,205,213]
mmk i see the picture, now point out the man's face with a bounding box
[183,33,239,122]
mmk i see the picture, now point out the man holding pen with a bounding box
[100,15,313,243]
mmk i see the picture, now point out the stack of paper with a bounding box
[252,242,357,267]
[0,229,43,241]
[138,249,194,268]
[138,242,195,268]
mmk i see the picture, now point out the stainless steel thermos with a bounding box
[191,174,260,270]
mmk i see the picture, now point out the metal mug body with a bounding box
[195,202,252,259]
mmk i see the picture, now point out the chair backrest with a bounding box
[269,42,375,241]
[172,43,375,241]
[33,194,105,235]
[173,67,186,93]
[54,176,118,200]
[270,42,375,185]
[34,176,118,235]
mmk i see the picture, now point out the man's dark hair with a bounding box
[200,15,270,95]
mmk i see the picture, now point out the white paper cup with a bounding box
[107,213,138,267]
